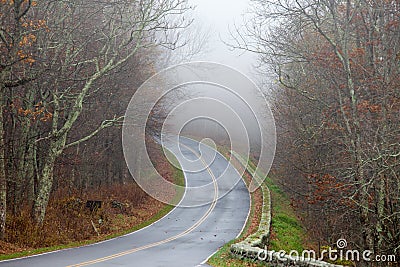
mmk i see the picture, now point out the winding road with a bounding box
[1,137,250,267]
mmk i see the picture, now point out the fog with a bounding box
[189,0,257,77]
[158,0,271,153]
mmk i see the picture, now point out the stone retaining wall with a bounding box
[229,151,271,248]
[229,151,343,267]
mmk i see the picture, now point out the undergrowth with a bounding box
[0,144,185,261]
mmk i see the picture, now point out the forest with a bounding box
[0,0,399,265]
[236,0,400,261]
[0,0,191,250]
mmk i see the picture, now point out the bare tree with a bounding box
[1,0,191,231]
[234,0,400,261]
[28,0,190,225]
[0,0,42,239]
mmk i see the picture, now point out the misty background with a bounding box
[158,0,265,154]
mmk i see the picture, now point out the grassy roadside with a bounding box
[264,176,304,253]
[208,152,305,267]
[0,149,185,261]
[245,158,305,253]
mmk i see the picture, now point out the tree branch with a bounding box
[63,115,124,150]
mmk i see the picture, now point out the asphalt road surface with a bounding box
[1,137,250,267]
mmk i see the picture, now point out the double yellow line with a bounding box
[68,142,219,267]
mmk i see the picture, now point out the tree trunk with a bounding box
[15,97,34,212]
[32,135,65,225]
[0,83,7,240]
[24,134,36,205]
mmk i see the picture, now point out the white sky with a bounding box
[188,0,257,78]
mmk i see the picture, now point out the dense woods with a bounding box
[1,0,399,265]
[0,0,190,247]
[239,0,399,263]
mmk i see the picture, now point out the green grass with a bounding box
[264,176,304,253]
[0,149,185,261]
[162,148,185,206]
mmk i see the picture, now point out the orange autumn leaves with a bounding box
[11,101,53,122]
[1,0,46,66]
[0,0,37,6]
[16,33,36,65]
[306,173,348,205]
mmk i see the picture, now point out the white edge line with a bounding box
[0,144,189,264]
[231,151,252,239]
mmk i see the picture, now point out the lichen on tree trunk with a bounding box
[0,83,7,240]
[32,135,65,225]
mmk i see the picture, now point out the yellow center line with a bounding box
[67,141,219,267]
